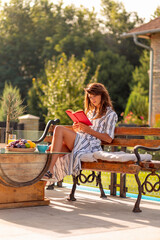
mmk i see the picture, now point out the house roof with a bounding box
[122,17,160,39]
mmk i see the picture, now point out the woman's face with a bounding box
[88,94,101,108]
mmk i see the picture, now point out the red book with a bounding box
[65,109,92,126]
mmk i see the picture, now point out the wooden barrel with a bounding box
[0,153,51,187]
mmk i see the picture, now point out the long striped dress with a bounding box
[52,107,118,182]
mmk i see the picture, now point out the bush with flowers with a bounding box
[119,111,148,126]
[119,84,149,126]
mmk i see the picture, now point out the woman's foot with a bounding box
[41,170,54,181]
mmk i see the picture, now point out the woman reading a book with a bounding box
[42,83,118,181]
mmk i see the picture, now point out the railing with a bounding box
[0,128,44,143]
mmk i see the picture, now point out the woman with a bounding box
[42,83,118,181]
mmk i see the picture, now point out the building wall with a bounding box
[18,115,39,140]
[151,33,160,126]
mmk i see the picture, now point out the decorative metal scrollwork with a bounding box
[77,170,106,198]
[142,172,160,194]
[78,170,96,184]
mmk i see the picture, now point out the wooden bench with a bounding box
[43,122,160,213]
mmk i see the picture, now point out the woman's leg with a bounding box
[48,126,77,173]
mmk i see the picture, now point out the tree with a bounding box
[0,0,104,102]
[0,83,25,143]
[38,53,99,124]
[101,0,145,67]
[83,49,134,115]
[124,84,148,124]
[152,6,160,19]
[131,50,150,94]
[0,0,59,100]
[0,0,149,121]
[27,77,48,121]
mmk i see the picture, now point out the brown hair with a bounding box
[84,83,113,119]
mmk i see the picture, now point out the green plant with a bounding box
[120,111,148,125]
[0,83,25,143]
[39,53,99,124]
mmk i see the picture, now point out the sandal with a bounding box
[41,170,53,181]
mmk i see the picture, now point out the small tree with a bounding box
[124,84,148,125]
[0,83,25,143]
[39,53,99,124]
[131,50,149,94]
[27,78,47,121]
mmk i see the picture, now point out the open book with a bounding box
[65,109,92,126]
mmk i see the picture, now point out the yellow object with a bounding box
[27,140,36,148]
[8,139,15,144]
[8,134,16,144]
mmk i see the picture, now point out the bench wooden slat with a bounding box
[115,127,160,136]
[49,125,160,136]
[45,136,160,148]
[140,160,160,170]
[81,162,140,174]
[102,138,160,147]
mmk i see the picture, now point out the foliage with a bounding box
[120,49,150,125]
[27,77,47,121]
[0,82,25,143]
[83,49,134,115]
[131,50,149,94]
[101,0,144,67]
[38,53,99,124]
[120,111,148,125]
[152,5,160,19]
[0,82,25,121]
[0,0,104,101]
[121,84,148,125]
[52,5,104,58]
[101,0,143,36]
[0,0,150,121]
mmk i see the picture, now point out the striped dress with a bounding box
[53,107,118,182]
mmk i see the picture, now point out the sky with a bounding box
[1,0,160,23]
[52,0,160,23]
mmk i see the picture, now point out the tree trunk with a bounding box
[5,114,10,144]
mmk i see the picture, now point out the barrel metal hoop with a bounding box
[0,153,52,187]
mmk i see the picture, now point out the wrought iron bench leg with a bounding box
[67,175,79,201]
[57,180,63,187]
[96,172,107,198]
[133,173,142,212]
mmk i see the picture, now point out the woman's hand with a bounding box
[72,122,79,132]
[74,122,91,134]
[73,122,112,143]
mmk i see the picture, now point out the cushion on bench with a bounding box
[80,153,97,162]
[80,151,152,163]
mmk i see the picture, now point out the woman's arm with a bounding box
[74,122,113,143]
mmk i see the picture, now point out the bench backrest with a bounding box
[44,126,160,148]
[109,127,160,148]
